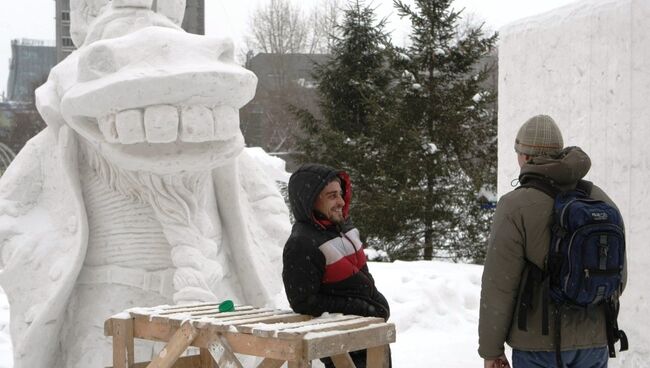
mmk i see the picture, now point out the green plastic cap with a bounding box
[218,300,234,313]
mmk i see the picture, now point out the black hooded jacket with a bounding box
[282,164,390,320]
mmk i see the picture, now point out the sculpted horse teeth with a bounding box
[180,105,215,143]
[115,109,146,144]
[212,105,239,141]
[98,115,119,143]
[144,105,179,143]
[100,104,239,144]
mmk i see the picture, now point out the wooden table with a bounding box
[104,303,395,368]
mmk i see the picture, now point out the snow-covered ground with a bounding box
[0,261,483,367]
[1,260,647,367]
[371,261,487,367]
[0,261,650,368]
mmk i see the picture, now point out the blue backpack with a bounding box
[516,176,628,367]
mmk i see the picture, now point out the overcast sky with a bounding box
[0,0,582,98]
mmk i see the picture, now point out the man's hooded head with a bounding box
[287,163,351,227]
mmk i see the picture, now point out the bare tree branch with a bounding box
[250,0,309,54]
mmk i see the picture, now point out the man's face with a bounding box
[314,179,345,224]
[517,152,530,168]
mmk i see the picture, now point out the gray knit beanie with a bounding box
[514,115,564,157]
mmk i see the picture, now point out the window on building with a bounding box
[61,11,70,21]
[62,37,74,47]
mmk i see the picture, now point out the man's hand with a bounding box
[483,355,510,368]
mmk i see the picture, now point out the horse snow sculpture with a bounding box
[0,0,290,366]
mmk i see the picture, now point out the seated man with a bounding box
[282,163,391,368]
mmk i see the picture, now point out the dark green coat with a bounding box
[478,147,627,359]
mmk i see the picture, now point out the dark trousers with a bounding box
[321,347,392,368]
[512,347,608,368]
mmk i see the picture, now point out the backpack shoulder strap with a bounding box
[576,179,593,196]
[517,261,547,332]
[519,174,594,199]
[605,298,629,357]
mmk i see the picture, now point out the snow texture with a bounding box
[364,247,390,262]
[245,147,291,183]
[0,291,9,368]
[0,0,291,366]
[499,0,650,365]
[2,261,488,367]
[0,0,648,366]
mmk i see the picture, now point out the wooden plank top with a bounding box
[107,303,395,345]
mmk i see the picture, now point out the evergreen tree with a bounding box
[295,0,497,262]
[293,0,405,251]
[391,0,498,260]
[5,108,45,155]
[295,0,396,168]
[1,78,47,157]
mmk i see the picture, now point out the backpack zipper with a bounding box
[563,223,624,292]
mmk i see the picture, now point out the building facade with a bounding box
[182,0,205,35]
[6,39,56,102]
[54,0,205,62]
[54,0,73,62]
[241,53,330,171]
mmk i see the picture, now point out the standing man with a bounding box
[478,115,626,367]
[283,163,391,368]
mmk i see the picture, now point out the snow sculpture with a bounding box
[0,0,290,366]
[499,0,650,365]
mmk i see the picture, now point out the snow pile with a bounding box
[0,262,485,367]
[364,247,390,262]
[371,261,486,367]
[0,289,10,368]
[245,147,290,183]
[2,259,650,366]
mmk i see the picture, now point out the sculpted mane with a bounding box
[80,141,228,303]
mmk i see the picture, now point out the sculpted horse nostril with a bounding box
[78,44,118,82]
[201,37,236,64]
[218,41,235,63]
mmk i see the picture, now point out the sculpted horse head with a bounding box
[42,0,255,173]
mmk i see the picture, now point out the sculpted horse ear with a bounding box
[70,0,110,47]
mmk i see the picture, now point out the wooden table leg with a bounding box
[331,353,356,368]
[200,348,216,368]
[146,322,198,368]
[366,345,389,368]
[288,360,312,368]
[208,334,244,368]
[112,316,135,368]
[256,358,286,368]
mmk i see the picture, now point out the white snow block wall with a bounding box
[498,0,649,364]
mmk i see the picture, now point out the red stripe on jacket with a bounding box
[322,248,367,283]
[319,228,367,283]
